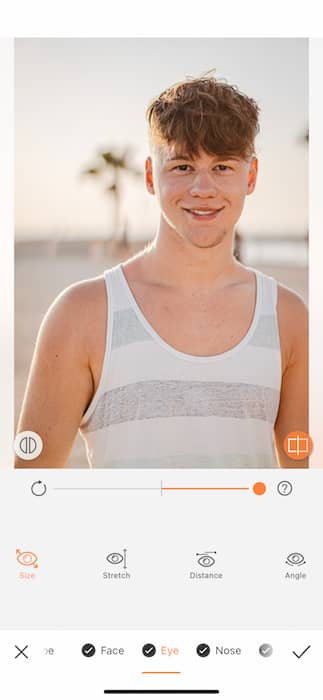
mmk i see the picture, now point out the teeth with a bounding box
[190,209,216,215]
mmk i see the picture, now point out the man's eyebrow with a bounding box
[214,154,242,161]
[165,153,192,162]
[165,153,243,163]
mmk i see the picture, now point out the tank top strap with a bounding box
[247,270,280,351]
[256,270,278,315]
[104,264,131,313]
[104,264,153,353]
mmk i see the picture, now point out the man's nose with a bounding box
[189,170,218,196]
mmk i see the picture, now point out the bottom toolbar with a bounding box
[0,630,319,700]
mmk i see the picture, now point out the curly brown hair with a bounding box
[146,75,260,160]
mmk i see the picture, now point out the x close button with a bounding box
[14,645,29,659]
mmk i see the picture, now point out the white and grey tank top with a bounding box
[80,264,281,468]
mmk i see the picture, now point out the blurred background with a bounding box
[15,38,308,467]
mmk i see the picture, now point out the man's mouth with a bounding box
[183,207,224,219]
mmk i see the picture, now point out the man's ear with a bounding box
[145,156,155,194]
[247,157,258,195]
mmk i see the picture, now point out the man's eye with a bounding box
[215,164,231,172]
[173,164,191,172]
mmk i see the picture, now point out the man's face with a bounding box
[145,144,258,249]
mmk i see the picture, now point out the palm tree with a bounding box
[82,147,141,245]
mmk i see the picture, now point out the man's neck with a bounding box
[141,227,241,291]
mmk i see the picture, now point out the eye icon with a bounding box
[106,548,128,569]
[107,553,123,565]
[196,551,217,567]
[286,552,306,567]
[16,549,38,568]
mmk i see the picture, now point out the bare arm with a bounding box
[274,286,309,468]
[15,278,106,468]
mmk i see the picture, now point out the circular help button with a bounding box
[14,431,43,461]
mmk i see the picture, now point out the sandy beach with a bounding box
[15,242,308,468]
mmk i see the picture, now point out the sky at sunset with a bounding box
[15,38,308,241]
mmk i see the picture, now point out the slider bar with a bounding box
[53,488,160,491]
[162,487,248,491]
[54,487,247,491]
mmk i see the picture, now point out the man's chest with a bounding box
[129,284,257,356]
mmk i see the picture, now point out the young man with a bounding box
[15,76,308,469]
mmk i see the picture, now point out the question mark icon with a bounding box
[277,481,293,496]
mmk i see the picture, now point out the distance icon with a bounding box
[196,550,217,567]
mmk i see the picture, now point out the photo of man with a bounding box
[14,39,309,469]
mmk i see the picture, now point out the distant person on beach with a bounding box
[15,75,308,468]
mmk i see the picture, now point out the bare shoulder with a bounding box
[37,275,107,362]
[277,283,308,370]
[277,283,308,329]
[50,275,106,314]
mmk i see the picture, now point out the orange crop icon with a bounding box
[283,432,313,461]
[16,549,38,568]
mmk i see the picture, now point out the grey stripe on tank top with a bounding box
[84,380,280,433]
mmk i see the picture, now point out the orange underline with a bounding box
[142,672,181,675]
[162,487,249,491]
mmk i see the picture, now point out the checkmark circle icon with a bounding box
[82,643,96,657]
[259,643,273,658]
[142,643,156,657]
[197,643,211,657]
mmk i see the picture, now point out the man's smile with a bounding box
[182,206,225,220]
